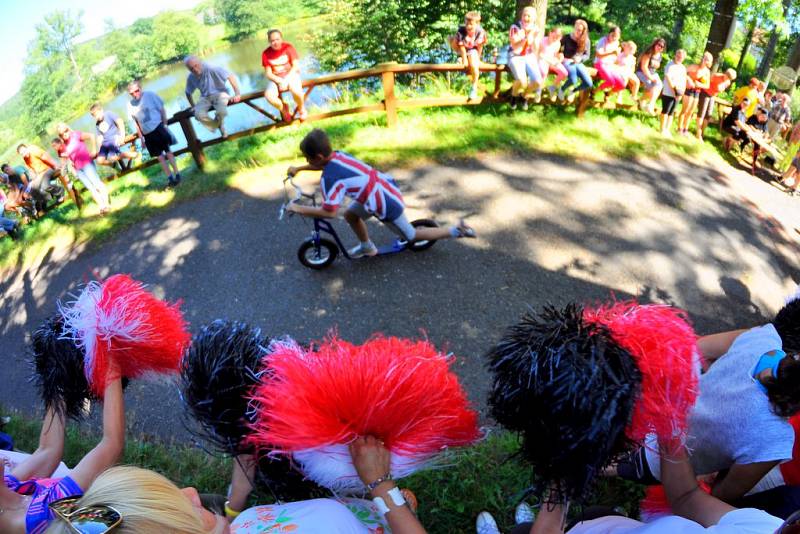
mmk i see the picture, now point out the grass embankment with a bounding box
[0,103,724,274]
[4,410,643,533]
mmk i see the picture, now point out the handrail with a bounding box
[116,61,512,177]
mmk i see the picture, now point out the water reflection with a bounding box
[68,34,334,151]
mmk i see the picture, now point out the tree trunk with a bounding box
[705,0,738,68]
[788,37,800,71]
[515,0,548,31]
[669,5,689,50]
[757,0,791,78]
[68,49,82,83]
[736,21,756,74]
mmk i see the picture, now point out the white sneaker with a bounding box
[521,98,529,111]
[515,502,535,524]
[548,85,557,100]
[533,91,542,104]
[348,242,378,258]
[476,511,501,534]
[558,88,565,102]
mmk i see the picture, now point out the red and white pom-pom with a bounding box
[248,335,480,493]
[640,481,712,521]
[583,301,700,444]
[59,274,190,395]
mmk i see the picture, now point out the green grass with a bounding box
[3,410,644,533]
[0,101,727,274]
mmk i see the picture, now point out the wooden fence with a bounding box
[119,61,515,176]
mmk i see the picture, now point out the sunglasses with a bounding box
[50,496,122,534]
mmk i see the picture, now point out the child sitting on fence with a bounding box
[613,41,639,106]
[539,27,568,101]
[286,129,475,258]
[449,11,488,101]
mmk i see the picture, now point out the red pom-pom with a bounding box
[583,301,700,443]
[60,274,190,396]
[247,335,480,491]
[640,481,712,521]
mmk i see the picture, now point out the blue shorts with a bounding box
[98,142,121,159]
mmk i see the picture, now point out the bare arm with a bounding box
[264,65,283,85]
[226,454,256,516]
[227,74,242,102]
[80,131,97,157]
[114,117,126,142]
[711,461,780,502]
[68,378,125,490]
[697,329,746,365]
[10,408,66,480]
[661,442,736,527]
[350,436,427,534]
[529,499,568,534]
[286,203,337,219]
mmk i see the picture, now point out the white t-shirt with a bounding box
[127,90,165,135]
[567,508,783,533]
[662,61,687,98]
[645,324,793,479]
[229,498,389,534]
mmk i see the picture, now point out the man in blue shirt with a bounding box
[184,55,242,138]
[90,103,139,169]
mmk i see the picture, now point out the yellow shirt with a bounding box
[733,87,759,117]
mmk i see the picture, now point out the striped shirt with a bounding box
[320,152,405,222]
[4,474,83,534]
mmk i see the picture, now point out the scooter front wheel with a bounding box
[297,238,339,270]
[408,219,439,252]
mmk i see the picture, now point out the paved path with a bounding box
[2,153,800,440]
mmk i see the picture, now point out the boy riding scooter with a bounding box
[286,128,476,258]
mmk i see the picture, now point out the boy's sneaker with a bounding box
[510,96,518,110]
[174,173,182,185]
[348,242,378,258]
[166,175,176,188]
[521,97,529,111]
[453,218,477,238]
[476,511,501,534]
[469,86,479,101]
[281,104,293,123]
[515,502,536,524]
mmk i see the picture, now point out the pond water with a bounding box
[69,32,334,150]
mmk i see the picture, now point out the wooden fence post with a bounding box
[175,110,206,171]
[379,63,398,128]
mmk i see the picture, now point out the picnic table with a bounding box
[745,128,785,175]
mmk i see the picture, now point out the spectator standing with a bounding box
[697,67,736,141]
[659,49,688,137]
[558,19,593,102]
[89,103,139,168]
[262,29,307,122]
[593,26,625,103]
[636,38,666,114]
[507,6,542,110]
[734,78,761,118]
[184,55,242,138]
[677,51,713,136]
[16,142,65,213]
[52,123,111,214]
[767,93,792,141]
[127,80,181,187]
[449,11,488,101]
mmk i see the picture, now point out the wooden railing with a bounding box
[118,61,511,176]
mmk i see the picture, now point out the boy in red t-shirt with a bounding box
[261,29,307,122]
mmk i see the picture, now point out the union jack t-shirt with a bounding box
[320,152,405,222]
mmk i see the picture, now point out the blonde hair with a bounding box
[465,11,481,23]
[725,68,737,81]
[623,41,637,53]
[45,466,212,534]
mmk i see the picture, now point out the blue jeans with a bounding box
[562,62,593,93]
[0,217,16,232]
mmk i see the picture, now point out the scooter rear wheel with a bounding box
[408,219,439,252]
[298,238,339,269]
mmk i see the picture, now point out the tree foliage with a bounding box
[214,0,268,39]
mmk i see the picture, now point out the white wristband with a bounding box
[372,487,406,516]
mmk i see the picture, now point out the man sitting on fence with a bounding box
[184,56,242,138]
[262,29,307,122]
[90,103,139,168]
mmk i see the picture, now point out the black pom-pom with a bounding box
[181,320,268,456]
[487,303,642,503]
[29,314,93,420]
[774,298,800,351]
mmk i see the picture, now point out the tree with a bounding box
[757,0,791,77]
[515,0,548,30]
[34,10,84,83]
[734,0,786,73]
[706,0,738,67]
[214,0,266,39]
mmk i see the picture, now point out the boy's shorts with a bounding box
[346,201,416,241]
[98,142,121,159]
